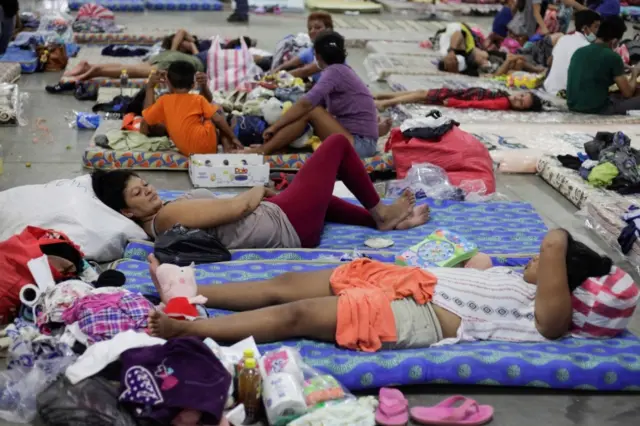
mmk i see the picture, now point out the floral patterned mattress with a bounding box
[82,147,395,172]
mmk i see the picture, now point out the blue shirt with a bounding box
[298,47,321,82]
[492,6,513,38]
[590,0,620,17]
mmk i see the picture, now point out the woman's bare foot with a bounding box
[64,60,90,77]
[378,117,393,137]
[395,204,430,230]
[148,310,188,339]
[373,190,415,231]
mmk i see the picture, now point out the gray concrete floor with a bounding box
[2,2,640,426]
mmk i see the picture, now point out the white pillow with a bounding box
[0,175,148,262]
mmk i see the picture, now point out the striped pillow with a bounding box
[570,266,639,338]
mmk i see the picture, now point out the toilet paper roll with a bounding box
[263,372,308,424]
[20,284,42,307]
[259,347,304,383]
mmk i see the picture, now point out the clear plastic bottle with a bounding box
[0,143,4,176]
[238,358,262,424]
[120,69,129,96]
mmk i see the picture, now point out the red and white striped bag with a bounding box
[206,36,262,92]
[77,4,115,20]
[570,266,639,338]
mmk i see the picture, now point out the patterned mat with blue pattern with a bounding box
[155,190,547,255]
[115,257,640,391]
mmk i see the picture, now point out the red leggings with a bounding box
[269,134,381,248]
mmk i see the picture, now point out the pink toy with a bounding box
[155,263,207,321]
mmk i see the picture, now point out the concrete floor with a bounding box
[2,2,640,426]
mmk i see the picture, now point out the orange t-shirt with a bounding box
[142,93,219,156]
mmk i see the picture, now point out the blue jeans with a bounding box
[234,0,249,16]
[353,134,378,158]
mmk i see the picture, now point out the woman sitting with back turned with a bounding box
[92,134,430,250]
[241,30,389,158]
[147,229,637,352]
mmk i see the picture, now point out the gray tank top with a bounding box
[152,189,301,250]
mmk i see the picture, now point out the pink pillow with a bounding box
[570,266,639,338]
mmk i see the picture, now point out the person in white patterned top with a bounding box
[148,229,638,352]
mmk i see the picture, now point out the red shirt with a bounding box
[446,97,511,110]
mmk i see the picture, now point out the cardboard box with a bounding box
[189,154,270,188]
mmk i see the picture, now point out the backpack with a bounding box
[154,225,231,266]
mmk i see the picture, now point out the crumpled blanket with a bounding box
[97,129,173,151]
[72,18,123,34]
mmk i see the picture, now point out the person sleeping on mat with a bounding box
[92,134,430,251]
[374,88,544,112]
[147,229,638,352]
[238,30,391,158]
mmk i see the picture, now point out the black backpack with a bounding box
[154,225,231,266]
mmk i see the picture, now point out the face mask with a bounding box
[585,33,596,43]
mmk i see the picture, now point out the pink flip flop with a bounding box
[410,395,494,425]
[375,387,409,426]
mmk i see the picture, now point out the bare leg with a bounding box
[71,63,155,82]
[374,90,424,101]
[64,60,91,77]
[258,106,353,155]
[375,90,429,110]
[149,254,335,310]
[148,296,338,343]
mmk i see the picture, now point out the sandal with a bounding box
[45,82,76,94]
[410,395,493,425]
[375,387,409,426]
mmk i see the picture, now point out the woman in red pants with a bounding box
[91,134,430,249]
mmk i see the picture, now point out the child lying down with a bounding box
[375,87,544,112]
[147,229,638,352]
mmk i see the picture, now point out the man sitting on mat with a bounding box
[140,61,241,156]
[567,16,640,115]
[147,228,638,352]
[374,87,544,112]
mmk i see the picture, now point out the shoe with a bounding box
[45,82,76,94]
[227,13,249,23]
[410,395,494,425]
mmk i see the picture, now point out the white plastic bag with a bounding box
[0,175,148,261]
[207,36,263,92]
[386,163,464,200]
[37,10,74,42]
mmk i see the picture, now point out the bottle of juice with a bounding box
[238,357,262,424]
[236,349,254,375]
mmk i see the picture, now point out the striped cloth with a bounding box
[571,267,639,338]
[77,4,116,19]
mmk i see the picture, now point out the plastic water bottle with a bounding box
[120,69,129,96]
[0,143,4,176]
[238,358,262,424]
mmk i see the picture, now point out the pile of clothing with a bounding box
[72,4,123,34]
[557,131,640,195]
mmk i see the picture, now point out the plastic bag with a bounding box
[66,111,101,129]
[0,321,77,423]
[492,149,543,174]
[386,163,464,201]
[37,10,73,42]
[258,346,355,426]
[37,376,138,426]
[0,83,28,126]
[154,224,232,266]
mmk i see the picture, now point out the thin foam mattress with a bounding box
[113,253,640,391]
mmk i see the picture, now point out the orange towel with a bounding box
[332,259,437,352]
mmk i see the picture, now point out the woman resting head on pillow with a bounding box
[91,135,430,250]
[375,88,544,112]
[146,228,637,352]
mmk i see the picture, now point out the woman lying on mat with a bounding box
[92,134,430,251]
[271,11,333,82]
[374,88,544,112]
[240,30,391,158]
[147,229,637,351]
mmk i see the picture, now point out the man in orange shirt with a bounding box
[141,61,241,155]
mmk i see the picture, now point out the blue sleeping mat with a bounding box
[145,0,224,10]
[114,256,640,391]
[68,0,146,11]
[155,190,547,255]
